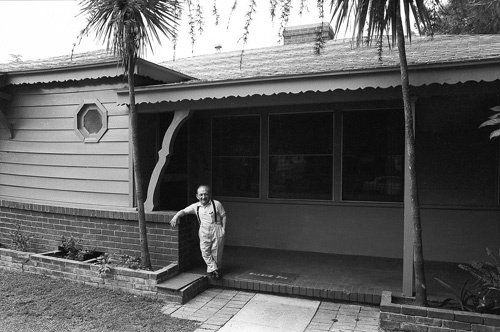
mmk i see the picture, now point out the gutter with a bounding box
[117,58,500,105]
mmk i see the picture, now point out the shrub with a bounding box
[9,222,33,252]
[60,236,98,261]
[436,248,500,314]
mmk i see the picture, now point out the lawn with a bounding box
[0,269,199,332]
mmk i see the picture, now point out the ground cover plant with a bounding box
[0,269,198,332]
[435,248,500,314]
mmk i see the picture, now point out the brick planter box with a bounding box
[380,291,500,332]
[0,199,197,271]
[0,247,182,301]
[0,247,32,272]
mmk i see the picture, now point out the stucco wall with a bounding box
[223,201,500,263]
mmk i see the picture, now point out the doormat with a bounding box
[235,270,299,284]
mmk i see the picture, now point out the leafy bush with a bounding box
[60,235,98,261]
[436,248,500,314]
[459,248,500,294]
[479,106,500,139]
[94,254,149,277]
[96,253,113,277]
[9,223,33,252]
[119,254,145,270]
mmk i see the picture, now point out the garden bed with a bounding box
[0,247,181,301]
[379,291,500,332]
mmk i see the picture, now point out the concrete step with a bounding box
[156,272,209,304]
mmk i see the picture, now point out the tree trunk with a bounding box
[396,12,427,306]
[128,56,152,270]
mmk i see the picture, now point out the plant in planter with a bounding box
[94,253,150,278]
[436,247,500,314]
[119,254,151,271]
[59,236,102,261]
[9,223,33,252]
[95,253,113,277]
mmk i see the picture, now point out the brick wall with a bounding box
[380,291,500,332]
[0,247,182,301]
[0,199,195,270]
[283,22,334,45]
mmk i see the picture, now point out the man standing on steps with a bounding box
[170,185,226,279]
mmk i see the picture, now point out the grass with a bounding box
[0,269,199,332]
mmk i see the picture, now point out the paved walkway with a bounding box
[161,288,380,332]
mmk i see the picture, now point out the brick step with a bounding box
[156,272,209,304]
[207,276,386,305]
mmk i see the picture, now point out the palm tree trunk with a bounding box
[396,12,427,306]
[128,56,152,270]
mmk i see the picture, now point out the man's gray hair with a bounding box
[197,185,211,193]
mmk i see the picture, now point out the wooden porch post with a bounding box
[402,97,417,296]
[144,109,191,212]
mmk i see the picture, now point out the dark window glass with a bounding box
[269,112,333,200]
[212,116,260,198]
[83,109,102,134]
[342,109,404,202]
[416,95,498,206]
[269,113,333,154]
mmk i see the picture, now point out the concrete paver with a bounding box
[219,293,319,332]
[161,288,381,332]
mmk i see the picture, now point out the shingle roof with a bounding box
[160,34,500,82]
[0,50,117,73]
[0,49,192,86]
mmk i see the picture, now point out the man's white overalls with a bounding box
[185,199,226,274]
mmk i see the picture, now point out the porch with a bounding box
[188,246,470,304]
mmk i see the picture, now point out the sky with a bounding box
[0,0,325,65]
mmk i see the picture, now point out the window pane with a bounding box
[269,156,333,199]
[83,109,102,134]
[269,113,333,155]
[212,115,260,198]
[342,109,404,202]
[213,157,260,198]
[213,116,260,156]
[269,112,333,200]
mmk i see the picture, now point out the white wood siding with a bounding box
[0,81,131,207]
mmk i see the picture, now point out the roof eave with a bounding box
[117,59,500,106]
[4,58,194,86]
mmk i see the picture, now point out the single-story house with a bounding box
[1,23,500,295]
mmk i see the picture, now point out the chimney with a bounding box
[283,22,334,45]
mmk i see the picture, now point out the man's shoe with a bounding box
[213,270,222,279]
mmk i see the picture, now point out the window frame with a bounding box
[74,99,108,143]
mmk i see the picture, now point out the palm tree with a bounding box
[324,0,432,306]
[77,0,181,269]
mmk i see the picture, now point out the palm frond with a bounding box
[77,0,181,72]
[328,0,433,49]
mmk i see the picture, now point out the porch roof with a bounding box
[120,34,500,106]
[0,50,193,86]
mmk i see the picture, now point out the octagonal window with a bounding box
[84,109,103,134]
[74,99,108,143]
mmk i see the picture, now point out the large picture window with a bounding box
[269,112,333,200]
[342,109,404,202]
[212,116,260,198]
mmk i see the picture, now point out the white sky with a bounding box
[0,0,325,64]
